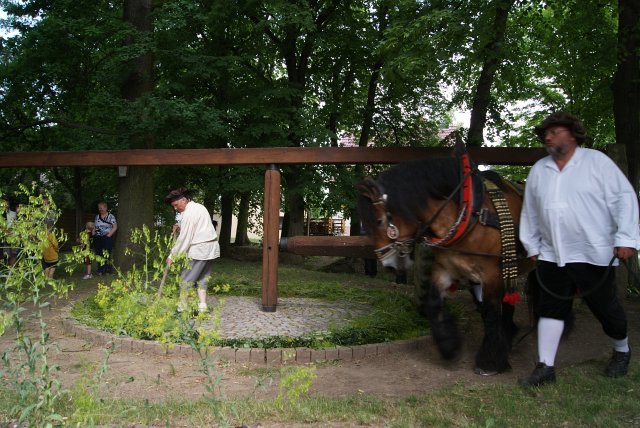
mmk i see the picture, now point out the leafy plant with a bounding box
[69,343,115,426]
[275,365,317,407]
[0,186,92,426]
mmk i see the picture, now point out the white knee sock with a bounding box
[612,337,629,353]
[537,317,564,367]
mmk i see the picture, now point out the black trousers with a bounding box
[536,261,627,340]
[93,235,114,274]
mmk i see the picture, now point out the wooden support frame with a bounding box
[0,146,546,311]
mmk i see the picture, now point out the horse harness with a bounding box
[375,151,524,294]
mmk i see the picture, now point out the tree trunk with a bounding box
[466,0,515,147]
[113,0,155,270]
[73,167,84,237]
[613,0,640,192]
[115,166,155,271]
[607,144,640,294]
[234,191,251,246]
[219,192,234,257]
[282,170,306,238]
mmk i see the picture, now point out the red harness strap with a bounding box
[423,151,475,247]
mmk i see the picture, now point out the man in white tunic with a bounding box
[165,188,220,313]
[519,111,639,387]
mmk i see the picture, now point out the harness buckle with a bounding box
[477,208,490,226]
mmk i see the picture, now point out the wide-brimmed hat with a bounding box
[534,111,587,145]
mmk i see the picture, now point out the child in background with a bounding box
[79,221,95,279]
[42,220,59,279]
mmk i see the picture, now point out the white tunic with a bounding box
[520,147,639,267]
[170,201,220,261]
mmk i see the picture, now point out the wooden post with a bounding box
[262,164,280,312]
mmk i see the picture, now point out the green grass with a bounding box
[1,359,638,426]
[4,258,640,426]
[71,258,431,348]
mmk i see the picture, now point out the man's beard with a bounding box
[545,143,568,157]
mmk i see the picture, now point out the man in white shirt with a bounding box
[165,188,220,313]
[519,111,639,387]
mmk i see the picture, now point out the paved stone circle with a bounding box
[60,295,427,365]
[200,296,370,339]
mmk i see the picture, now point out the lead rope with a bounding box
[534,255,617,300]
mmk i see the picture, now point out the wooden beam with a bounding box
[280,236,375,258]
[0,146,547,167]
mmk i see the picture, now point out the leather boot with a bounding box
[606,349,630,378]
[519,362,556,387]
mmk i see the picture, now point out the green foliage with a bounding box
[276,365,317,407]
[69,345,115,427]
[0,186,93,427]
[77,255,428,350]
[87,225,226,346]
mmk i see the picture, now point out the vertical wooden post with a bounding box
[261,164,280,312]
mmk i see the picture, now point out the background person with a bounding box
[42,219,59,279]
[518,111,639,387]
[165,188,220,313]
[93,201,117,275]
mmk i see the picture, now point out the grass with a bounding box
[70,258,431,348]
[5,257,640,426]
[1,359,638,426]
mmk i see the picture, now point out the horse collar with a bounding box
[423,151,478,248]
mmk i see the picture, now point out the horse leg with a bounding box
[413,243,432,317]
[475,299,512,374]
[425,285,462,360]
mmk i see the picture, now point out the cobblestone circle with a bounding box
[61,295,427,365]
[200,296,370,339]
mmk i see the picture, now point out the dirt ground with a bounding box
[2,280,639,404]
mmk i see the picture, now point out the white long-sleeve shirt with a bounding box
[170,201,220,261]
[520,147,639,267]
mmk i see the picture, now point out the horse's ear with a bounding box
[356,177,382,202]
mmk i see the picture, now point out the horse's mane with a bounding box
[358,157,461,231]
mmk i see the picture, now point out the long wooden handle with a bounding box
[157,230,177,299]
[157,264,170,298]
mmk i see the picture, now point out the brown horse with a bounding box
[357,155,535,375]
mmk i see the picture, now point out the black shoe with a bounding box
[519,362,556,387]
[606,349,630,378]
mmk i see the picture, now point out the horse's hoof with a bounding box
[474,367,499,376]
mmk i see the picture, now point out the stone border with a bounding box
[58,307,429,365]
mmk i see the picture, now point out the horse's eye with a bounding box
[377,218,384,227]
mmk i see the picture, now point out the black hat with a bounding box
[165,188,192,204]
[534,111,587,145]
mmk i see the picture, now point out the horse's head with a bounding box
[357,177,417,273]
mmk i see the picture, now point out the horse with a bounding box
[357,154,535,375]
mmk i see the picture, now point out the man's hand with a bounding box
[615,247,636,261]
[166,257,173,265]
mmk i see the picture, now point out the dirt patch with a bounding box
[2,282,639,403]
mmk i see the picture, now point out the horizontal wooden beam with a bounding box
[0,146,547,168]
[280,235,375,258]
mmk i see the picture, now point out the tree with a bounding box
[466,0,516,147]
[114,0,156,271]
[613,0,640,192]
